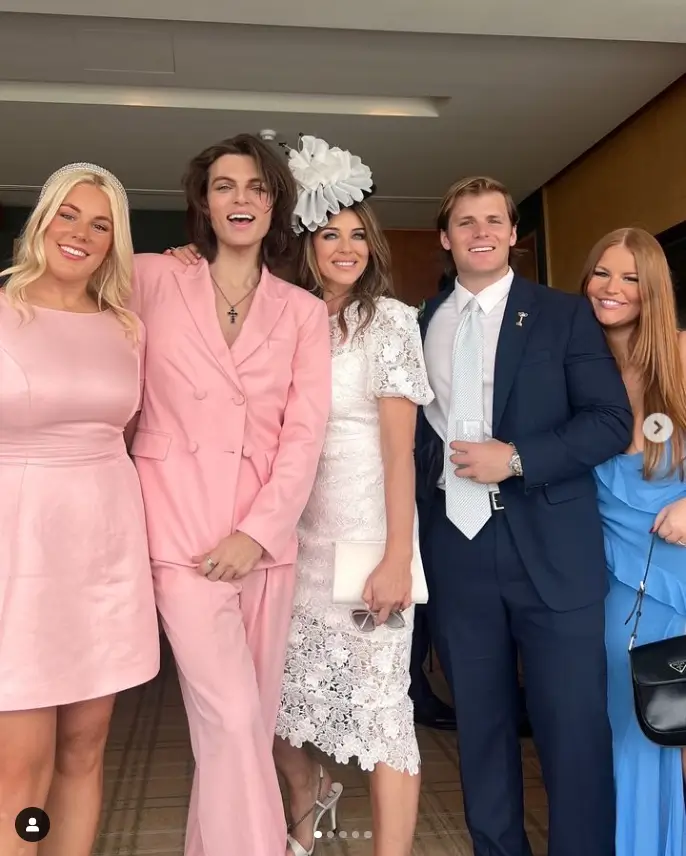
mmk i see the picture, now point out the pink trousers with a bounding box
[153,561,296,856]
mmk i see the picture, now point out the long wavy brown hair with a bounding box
[580,227,686,479]
[294,201,394,340]
[182,134,297,269]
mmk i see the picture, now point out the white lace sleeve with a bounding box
[366,298,435,405]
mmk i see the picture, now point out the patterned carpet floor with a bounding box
[96,641,548,855]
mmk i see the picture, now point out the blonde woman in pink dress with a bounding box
[0,164,160,856]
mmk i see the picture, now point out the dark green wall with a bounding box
[1,206,188,269]
[657,221,686,329]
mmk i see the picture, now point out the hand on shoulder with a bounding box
[164,244,202,267]
[134,250,200,278]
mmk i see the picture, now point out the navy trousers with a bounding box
[421,491,615,856]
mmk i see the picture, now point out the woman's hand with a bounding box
[652,497,686,546]
[165,243,202,266]
[361,555,412,625]
[192,532,264,582]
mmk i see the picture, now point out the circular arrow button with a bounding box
[642,413,674,444]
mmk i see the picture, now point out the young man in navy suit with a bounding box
[415,177,631,856]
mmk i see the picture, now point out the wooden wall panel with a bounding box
[383,228,544,306]
[511,232,540,283]
[384,229,445,306]
[543,76,686,293]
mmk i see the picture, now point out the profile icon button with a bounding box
[15,807,50,843]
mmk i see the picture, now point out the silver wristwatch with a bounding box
[508,443,523,477]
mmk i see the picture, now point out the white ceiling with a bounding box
[4,0,686,43]
[0,6,684,228]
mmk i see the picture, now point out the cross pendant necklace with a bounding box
[210,274,256,324]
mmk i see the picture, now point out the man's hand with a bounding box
[192,532,264,582]
[449,439,513,484]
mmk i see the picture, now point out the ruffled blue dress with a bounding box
[595,448,686,856]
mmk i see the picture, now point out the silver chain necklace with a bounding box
[210,274,257,324]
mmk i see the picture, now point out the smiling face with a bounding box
[312,208,370,293]
[585,243,642,331]
[43,181,114,283]
[205,154,273,251]
[440,191,516,289]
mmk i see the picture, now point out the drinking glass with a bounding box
[453,420,484,469]
[455,419,485,442]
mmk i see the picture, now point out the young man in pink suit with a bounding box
[128,134,332,856]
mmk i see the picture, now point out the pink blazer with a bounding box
[129,254,331,569]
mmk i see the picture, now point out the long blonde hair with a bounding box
[1,166,138,337]
[580,227,686,479]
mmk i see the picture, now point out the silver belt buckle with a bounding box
[490,490,504,511]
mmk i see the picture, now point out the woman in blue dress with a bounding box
[581,227,686,856]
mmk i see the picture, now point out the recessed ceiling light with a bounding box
[0,82,442,117]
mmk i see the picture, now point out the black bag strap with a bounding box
[625,533,657,651]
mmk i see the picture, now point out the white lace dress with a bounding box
[275,297,434,774]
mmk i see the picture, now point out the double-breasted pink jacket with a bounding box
[129,254,331,569]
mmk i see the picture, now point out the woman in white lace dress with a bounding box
[272,138,434,856]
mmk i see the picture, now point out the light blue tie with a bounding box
[444,299,492,539]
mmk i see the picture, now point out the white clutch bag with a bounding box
[332,540,429,606]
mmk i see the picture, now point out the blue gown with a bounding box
[595,449,686,856]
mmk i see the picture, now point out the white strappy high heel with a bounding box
[286,764,343,856]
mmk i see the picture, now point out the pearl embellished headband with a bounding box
[39,162,128,208]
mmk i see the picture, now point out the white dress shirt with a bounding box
[424,268,513,487]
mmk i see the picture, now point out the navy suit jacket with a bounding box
[415,275,633,612]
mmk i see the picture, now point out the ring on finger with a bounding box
[205,557,217,572]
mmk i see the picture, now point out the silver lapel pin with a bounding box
[516,312,528,327]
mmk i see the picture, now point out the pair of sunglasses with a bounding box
[350,609,406,632]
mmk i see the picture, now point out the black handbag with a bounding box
[626,534,686,746]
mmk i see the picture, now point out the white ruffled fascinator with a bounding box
[282,135,374,234]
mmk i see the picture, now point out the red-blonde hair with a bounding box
[581,227,686,479]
